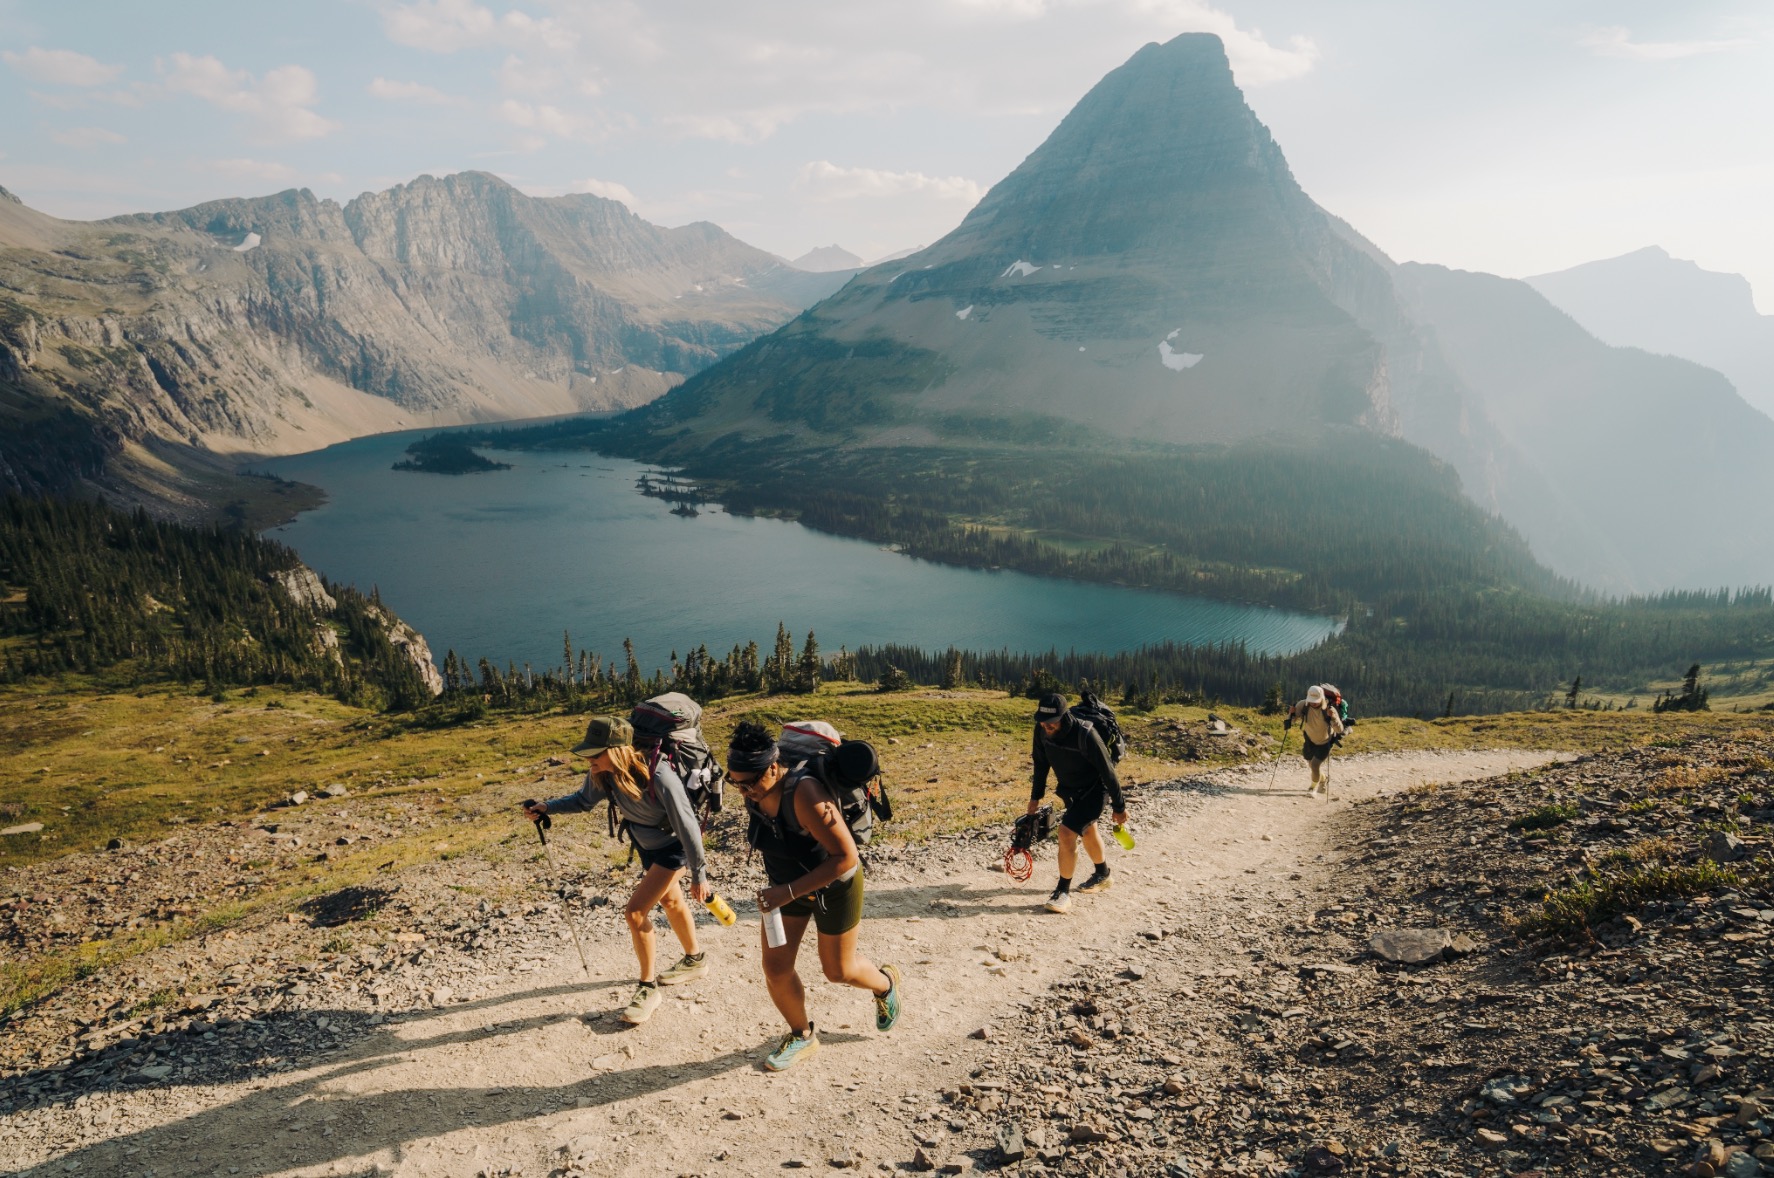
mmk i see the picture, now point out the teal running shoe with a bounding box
[875,964,903,1032]
[765,1025,820,1072]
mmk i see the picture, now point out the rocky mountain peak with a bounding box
[944,33,1296,261]
[792,244,864,272]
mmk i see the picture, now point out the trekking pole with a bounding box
[523,802,594,980]
[1265,729,1288,795]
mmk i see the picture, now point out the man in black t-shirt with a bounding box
[1025,692,1128,914]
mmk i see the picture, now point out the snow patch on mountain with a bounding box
[1159,341,1203,370]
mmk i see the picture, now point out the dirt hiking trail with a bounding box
[18,750,1562,1177]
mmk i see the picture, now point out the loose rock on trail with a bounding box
[4,749,1582,1177]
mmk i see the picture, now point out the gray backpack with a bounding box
[629,692,723,822]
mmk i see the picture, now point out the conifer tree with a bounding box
[796,631,821,694]
[940,647,963,689]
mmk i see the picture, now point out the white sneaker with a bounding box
[1044,890,1073,914]
[657,953,707,986]
[621,982,662,1024]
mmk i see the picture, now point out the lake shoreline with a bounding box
[255,420,1341,670]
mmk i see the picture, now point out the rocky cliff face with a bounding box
[0,172,846,509]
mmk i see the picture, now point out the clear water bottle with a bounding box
[1112,823,1136,851]
[763,905,787,948]
[704,893,737,927]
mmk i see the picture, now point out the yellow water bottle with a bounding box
[1112,823,1136,851]
[704,893,737,927]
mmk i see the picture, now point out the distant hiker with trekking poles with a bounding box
[523,706,722,1026]
[728,720,902,1072]
[1283,684,1348,796]
[1026,691,1131,915]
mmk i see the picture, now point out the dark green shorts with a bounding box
[781,871,864,936]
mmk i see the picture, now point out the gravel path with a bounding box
[3,749,1561,1177]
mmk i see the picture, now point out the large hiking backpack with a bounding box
[629,692,724,824]
[779,720,892,846]
[779,720,842,765]
[1069,689,1128,763]
[1318,684,1354,729]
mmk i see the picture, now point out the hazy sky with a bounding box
[3,1,1770,305]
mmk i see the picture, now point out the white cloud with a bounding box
[796,161,985,204]
[2,47,124,87]
[368,77,455,105]
[1580,26,1755,62]
[1124,0,1318,84]
[208,159,342,188]
[497,54,561,94]
[383,0,576,53]
[29,88,144,111]
[211,158,300,184]
[497,98,580,137]
[370,1,1315,149]
[160,53,339,142]
[574,177,639,208]
[49,127,126,148]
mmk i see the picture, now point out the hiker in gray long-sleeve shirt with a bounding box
[524,715,712,1025]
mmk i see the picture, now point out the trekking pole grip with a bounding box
[522,800,552,845]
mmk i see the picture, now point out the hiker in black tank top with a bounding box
[748,771,832,883]
[727,721,903,1072]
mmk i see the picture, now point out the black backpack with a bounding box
[628,692,724,824]
[788,739,892,847]
[1069,689,1127,763]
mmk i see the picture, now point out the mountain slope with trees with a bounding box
[0,496,439,709]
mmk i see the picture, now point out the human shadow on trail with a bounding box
[863,879,1046,920]
[0,980,627,1118]
[21,983,818,1178]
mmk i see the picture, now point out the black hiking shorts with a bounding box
[1057,788,1106,835]
[636,841,688,874]
[1301,737,1333,764]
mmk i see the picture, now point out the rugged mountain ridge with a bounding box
[0,172,845,514]
[1527,247,1774,424]
[622,33,1774,592]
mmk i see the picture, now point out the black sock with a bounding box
[1090,862,1109,877]
[1054,876,1072,894]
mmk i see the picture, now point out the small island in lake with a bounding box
[392,435,513,475]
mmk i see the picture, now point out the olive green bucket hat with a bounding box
[571,715,633,756]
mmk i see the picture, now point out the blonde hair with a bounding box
[598,744,651,800]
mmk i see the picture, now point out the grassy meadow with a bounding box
[2,676,1766,1013]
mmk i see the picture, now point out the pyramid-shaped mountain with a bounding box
[643,33,1476,451]
[630,32,1774,592]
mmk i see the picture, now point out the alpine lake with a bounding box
[258,426,1340,673]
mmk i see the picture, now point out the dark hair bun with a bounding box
[728,719,777,753]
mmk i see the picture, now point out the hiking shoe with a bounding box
[1076,866,1113,894]
[764,1026,820,1071]
[1044,889,1073,915]
[657,952,707,986]
[620,981,661,1024]
[875,964,903,1032]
